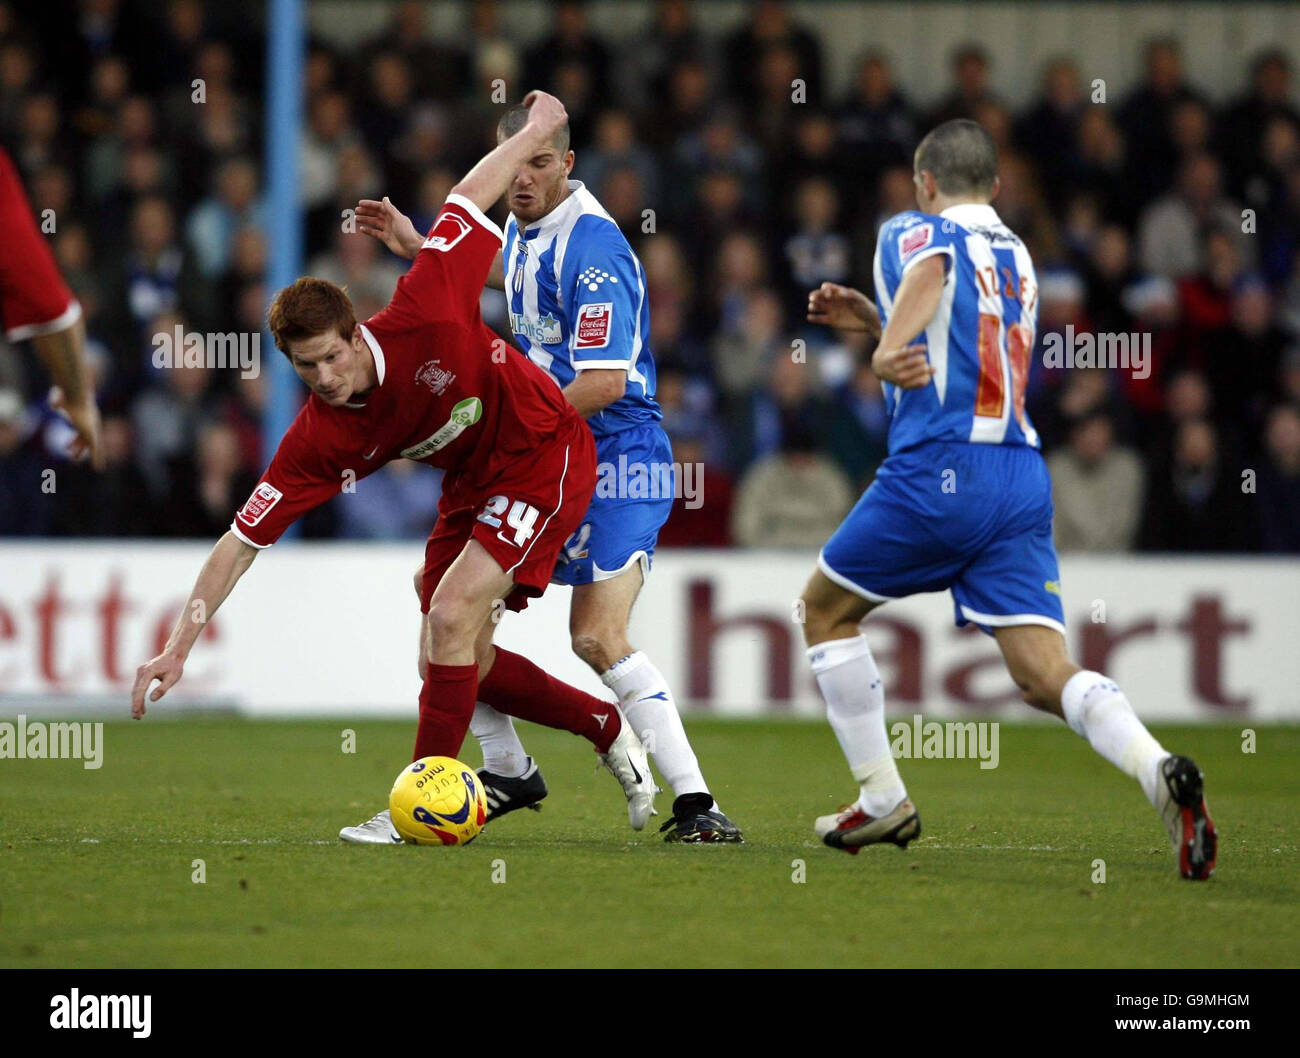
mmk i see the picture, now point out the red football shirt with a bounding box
[0,147,82,341]
[232,195,582,548]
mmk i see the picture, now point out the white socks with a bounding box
[603,651,711,803]
[470,651,711,803]
[470,701,528,778]
[808,635,907,818]
[1061,670,1168,804]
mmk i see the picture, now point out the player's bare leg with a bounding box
[568,564,741,842]
[340,542,511,845]
[995,625,1216,879]
[800,568,920,854]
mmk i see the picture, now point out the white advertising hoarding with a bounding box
[0,543,1296,721]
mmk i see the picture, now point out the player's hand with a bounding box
[872,342,935,389]
[49,386,104,469]
[807,282,881,337]
[521,90,568,140]
[355,197,422,260]
[131,652,184,719]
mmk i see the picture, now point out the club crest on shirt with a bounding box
[899,223,934,260]
[236,482,282,527]
[574,302,613,349]
[415,359,456,395]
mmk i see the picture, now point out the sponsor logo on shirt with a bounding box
[236,482,283,527]
[574,301,613,349]
[415,359,456,395]
[423,210,473,252]
[509,311,563,346]
[400,397,483,459]
[898,223,934,260]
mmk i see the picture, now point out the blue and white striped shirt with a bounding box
[502,180,660,438]
[873,203,1040,454]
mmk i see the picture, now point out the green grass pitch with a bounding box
[1,718,1296,968]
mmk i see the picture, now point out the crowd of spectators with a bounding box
[1,0,1299,553]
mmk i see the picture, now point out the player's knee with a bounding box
[799,591,837,644]
[570,629,611,670]
[425,598,477,652]
[1009,658,1067,712]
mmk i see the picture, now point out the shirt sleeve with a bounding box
[366,194,504,332]
[561,218,642,371]
[0,147,81,341]
[229,414,342,548]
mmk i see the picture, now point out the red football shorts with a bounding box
[420,419,596,613]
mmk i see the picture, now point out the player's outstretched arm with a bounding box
[871,255,945,389]
[355,196,423,260]
[806,282,882,338]
[131,531,259,718]
[34,316,104,468]
[356,196,507,288]
[450,90,568,216]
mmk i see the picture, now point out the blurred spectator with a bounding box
[712,286,786,399]
[619,0,708,110]
[363,0,468,102]
[582,108,661,209]
[1017,58,1084,210]
[1118,38,1209,202]
[1070,107,1135,225]
[642,57,712,149]
[524,0,612,105]
[1137,153,1247,279]
[1221,50,1300,200]
[929,43,1001,126]
[657,433,734,547]
[731,422,852,547]
[47,414,151,536]
[779,177,852,318]
[836,52,916,192]
[726,349,830,472]
[826,355,889,488]
[1256,404,1300,552]
[186,157,264,278]
[111,197,206,352]
[0,388,48,535]
[657,365,727,466]
[1048,411,1145,552]
[335,460,442,540]
[724,0,824,108]
[130,347,215,502]
[308,228,404,320]
[1212,276,1286,430]
[1140,419,1253,551]
[162,420,259,537]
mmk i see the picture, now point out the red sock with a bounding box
[478,648,621,752]
[412,662,478,761]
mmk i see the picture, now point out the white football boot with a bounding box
[339,808,404,845]
[597,705,657,830]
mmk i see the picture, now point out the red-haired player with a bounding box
[130,92,654,842]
